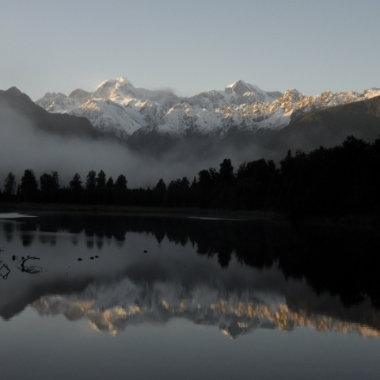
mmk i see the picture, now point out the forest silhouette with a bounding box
[1,135,380,219]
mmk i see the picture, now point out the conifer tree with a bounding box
[69,173,83,190]
[86,170,96,190]
[4,172,16,195]
[96,170,106,189]
[20,169,39,201]
[106,177,114,189]
[115,175,127,190]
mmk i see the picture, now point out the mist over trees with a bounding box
[1,135,380,218]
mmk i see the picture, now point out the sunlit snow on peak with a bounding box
[35,78,380,139]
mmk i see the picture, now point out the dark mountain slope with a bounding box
[0,87,111,140]
[266,95,380,155]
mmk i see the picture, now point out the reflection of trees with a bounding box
[21,234,35,247]
[10,214,380,308]
[38,235,57,246]
[274,225,380,309]
[3,222,14,243]
[20,220,37,247]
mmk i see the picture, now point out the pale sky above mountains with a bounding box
[1,0,379,100]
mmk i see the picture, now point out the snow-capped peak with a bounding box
[287,89,301,94]
[35,78,380,140]
[93,77,134,100]
[224,80,281,103]
[226,80,262,96]
[116,76,133,85]
[362,87,380,99]
[68,88,91,103]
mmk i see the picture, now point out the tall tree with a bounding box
[152,178,167,206]
[115,175,127,190]
[4,172,16,195]
[52,171,60,190]
[69,173,83,190]
[155,178,167,192]
[20,169,39,201]
[96,170,106,189]
[219,159,235,187]
[86,170,96,190]
[69,173,84,204]
[106,177,114,189]
[40,172,59,192]
[40,172,60,202]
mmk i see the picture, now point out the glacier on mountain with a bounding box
[36,77,380,140]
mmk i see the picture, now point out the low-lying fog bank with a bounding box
[0,106,264,189]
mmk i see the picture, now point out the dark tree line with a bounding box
[1,135,380,218]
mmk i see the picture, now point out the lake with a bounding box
[0,213,379,380]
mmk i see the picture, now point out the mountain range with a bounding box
[1,78,380,164]
[35,77,380,157]
[36,77,380,138]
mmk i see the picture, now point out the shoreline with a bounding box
[0,202,280,221]
[0,202,378,226]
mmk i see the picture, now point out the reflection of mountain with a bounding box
[32,278,380,339]
[2,214,380,339]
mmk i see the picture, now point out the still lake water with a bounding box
[0,213,380,380]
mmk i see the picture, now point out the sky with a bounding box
[0,0,379,100]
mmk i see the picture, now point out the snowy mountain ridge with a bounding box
[36,77,380,140]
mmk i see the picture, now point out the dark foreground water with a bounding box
[0,213,380,380]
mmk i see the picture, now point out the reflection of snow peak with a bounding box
[36,78,380,139]
[32,279,380,339]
